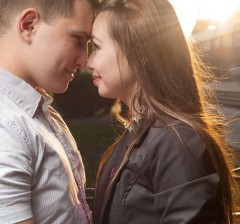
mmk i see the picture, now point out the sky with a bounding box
[170,0,240,36]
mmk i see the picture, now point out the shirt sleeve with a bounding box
[0,119,33,223]
[148,125,221,223]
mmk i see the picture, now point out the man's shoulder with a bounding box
[0,97,37,149]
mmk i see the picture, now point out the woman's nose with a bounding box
[86,53,93,70]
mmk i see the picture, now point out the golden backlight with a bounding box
[199,0,239,22]
[170,0,240,37]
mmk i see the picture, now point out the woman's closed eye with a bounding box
[91,41,100,51]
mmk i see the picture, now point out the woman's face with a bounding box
[87,12,136,106]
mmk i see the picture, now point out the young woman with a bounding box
[87,0,239,223]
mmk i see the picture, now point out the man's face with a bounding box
[26,0,94,93]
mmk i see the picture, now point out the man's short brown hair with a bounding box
[0,0,97,35]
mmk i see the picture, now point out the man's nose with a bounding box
[75,51,88,70]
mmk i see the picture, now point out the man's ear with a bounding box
[18,8,40,43]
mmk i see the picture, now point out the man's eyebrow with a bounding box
[72,30,91,40]
[81,31,91,40]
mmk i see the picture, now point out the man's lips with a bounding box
[65,69,77,80]
[66,69,77,74]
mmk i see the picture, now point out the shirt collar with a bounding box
[0,68,53,117]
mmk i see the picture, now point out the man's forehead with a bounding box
[72,0,94,21]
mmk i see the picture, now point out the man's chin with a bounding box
[46,84,70,94]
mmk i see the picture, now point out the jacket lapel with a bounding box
[98,123,151,224]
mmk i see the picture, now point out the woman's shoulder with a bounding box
[147,119,201,144]
[144,119,213,172]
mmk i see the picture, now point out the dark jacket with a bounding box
[94,120,223,224]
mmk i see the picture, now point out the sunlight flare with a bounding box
[170,0,240,37]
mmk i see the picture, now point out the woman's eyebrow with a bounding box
[91,36,102,43]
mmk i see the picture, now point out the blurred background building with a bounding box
[192,12,240,82]
[192,10,240,150]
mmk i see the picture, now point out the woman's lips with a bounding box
[92,74,101,86]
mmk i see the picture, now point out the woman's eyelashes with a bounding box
[92,41,100,51]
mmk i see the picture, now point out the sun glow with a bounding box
[169,0,199,37]
[198,0,239,22]
[170,0,240,37]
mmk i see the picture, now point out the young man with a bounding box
[0,0,95,223]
